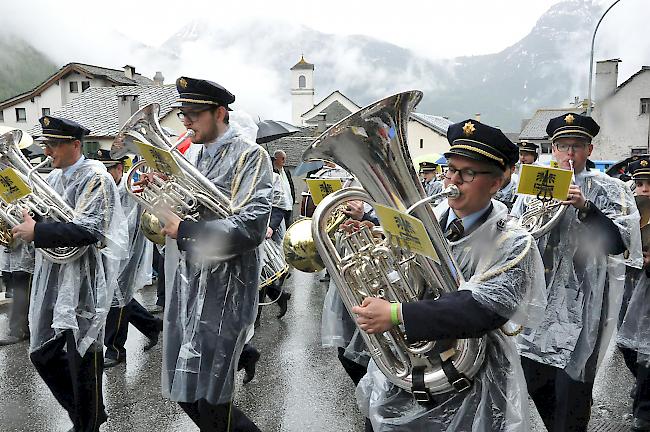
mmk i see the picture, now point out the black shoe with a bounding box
[4,290,12,299]
[243,351,260,385]
[0,334,28,346]
[276,292,291,319]
[144,331,160,351]
[104,357,124,368]
[633,417,650,431]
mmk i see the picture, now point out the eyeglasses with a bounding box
[177,108,211,122]
[444,166,494,183]
[42,139,73,149]
[554,143,588,152]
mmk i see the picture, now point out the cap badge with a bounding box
[642,160,649,167]
[564,114,575,125]
[179,78,188,89]
[43,117,50,127]
[462,121,476,137]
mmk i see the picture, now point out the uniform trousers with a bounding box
[521,356,594,432]
[105,298,162,361]
[1,271,31,338]
[178,399,261,432]
[30,330,106,432]
[620,347,650,421]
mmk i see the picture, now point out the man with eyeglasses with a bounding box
[11,116,128,432]
[513,113,643,432]
[354,119,546,431]
[156,76,271,432]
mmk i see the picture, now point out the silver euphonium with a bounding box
[304,91,485,395]
[110,103,288,287]
[0,129,88,263]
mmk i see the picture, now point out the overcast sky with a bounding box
[2,0,647,122]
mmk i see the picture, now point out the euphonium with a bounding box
[304,91,486,395]
[111,103,287,287]
[516,160,574,239]
[0,129,88,263]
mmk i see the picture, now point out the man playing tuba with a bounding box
[12,116,128,432]
[155,77,272,432]
[354,120,546,431]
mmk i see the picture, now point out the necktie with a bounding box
[445,219,464,241]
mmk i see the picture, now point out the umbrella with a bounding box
[256,120,300,144]
[435,155,447,165]
[293,160,324,177]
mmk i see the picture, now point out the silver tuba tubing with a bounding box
[0,130,88,263]
[305,91,485,395]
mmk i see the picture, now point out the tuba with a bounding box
[304,91,485,395]
[0,129,88,263]
[111,103,288,287]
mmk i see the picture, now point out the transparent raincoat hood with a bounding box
[358,200,546,431]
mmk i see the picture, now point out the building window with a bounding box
[0,110,3,122]
[15,108,26,122]
[641,98,650,114]
[541,142,552,154]
[632,148,647,156]
[83,141,100,157]
[419,138,424,149]
[42,108,50,116]
[298,75,306,88]
[81,81,90,91]
[69,81,78,93]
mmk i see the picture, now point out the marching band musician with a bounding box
[617,156,650,431]
[95,150,162,368]
[354,120,546,431]
[518,141,540,166]
[0,240,34,346]
[11,116,128,432]
[419,161,443,197]
[154,77,271,432]
[493,157,518,211]
[513,113,643,432]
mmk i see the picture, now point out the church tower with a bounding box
[290,55,315,126]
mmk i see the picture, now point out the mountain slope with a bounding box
[0,33,58,102]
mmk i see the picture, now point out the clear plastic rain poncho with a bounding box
[513,168,643,382]
[358,200,547,432]
[162,112,272,405]
[0,240,35,274]
[112,178,153,307]
[617,270,650,366]
[424,179,443,197]
[493,173,519,210]
[29,158,129,356]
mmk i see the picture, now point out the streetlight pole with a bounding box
[586,0,622,116]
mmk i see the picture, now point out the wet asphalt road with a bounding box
[0,269,637,431]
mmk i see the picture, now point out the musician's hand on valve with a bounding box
[133,172,167,187]
[343,200,365,221]
[353,297,394,334]
[160,209,182,239]
[265,227,273,239]
[11,209,35,243]
[561,185,587,210]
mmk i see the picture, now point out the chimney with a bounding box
[316,112,327,132]
[594,59,621,103]
[123,65,136,80]
[475,113,481,122]
[117,95,139,128]
[153,71,164,86]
